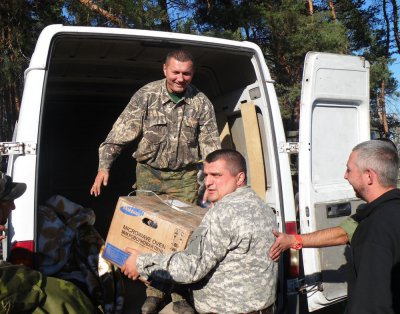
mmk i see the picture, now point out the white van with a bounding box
[1,25,370,313]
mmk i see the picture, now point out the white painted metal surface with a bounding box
[298,52,370,311]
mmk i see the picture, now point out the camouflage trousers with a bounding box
[0,261,95,313]
[135,162,199,204]
[136,163,197,304]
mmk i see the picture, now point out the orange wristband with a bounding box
[291,234,303,250]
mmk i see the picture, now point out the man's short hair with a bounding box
[205,149,247,178]
[353,140,399,187]
[165,50,194,65]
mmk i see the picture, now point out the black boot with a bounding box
[172,300,195,314]
[141,296,165,314]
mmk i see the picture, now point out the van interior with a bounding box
[38,32,270,238]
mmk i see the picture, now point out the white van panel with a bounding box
[263,80,296,224]
[9,156,37,242]
[7,69,45,244]
[298,52,370,311]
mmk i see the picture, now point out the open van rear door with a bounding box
[298,52,370,311]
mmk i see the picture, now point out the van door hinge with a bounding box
[279,142,299,154]
[0,142,37,156]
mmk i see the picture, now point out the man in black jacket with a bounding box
[343,140,400,314]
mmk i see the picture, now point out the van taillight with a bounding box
[285,221,300,278]
[8,240,35,268]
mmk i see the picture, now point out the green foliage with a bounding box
[370,57,396,93]
[189,0,355,128]
[59,0,170,29]
[190,0,262,33]
[369,56,399,138]
[0,0,64,140]
[0,1,32,81]
[0,0,399,140]
[321,0,377,51]
[261,2,349,128]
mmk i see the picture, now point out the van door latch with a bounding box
[287,278,324,295]
[279,142,299,154]
[0,142,37,155]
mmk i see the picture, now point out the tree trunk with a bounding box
[0,25,19,141]
[158,0,172,31]
[12,83,21,117]
[328,0,337,20]
[78,0,124,27]
[308,0,314,16]
[377,93,382,125]
[383,0,391,57]
[381,80,389,136]
[389,0,400,53]
[207,0,213,12]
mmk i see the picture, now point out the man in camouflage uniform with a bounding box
[90,49,221,313]
[0,172,96,313]
[90,49,221,204]
[121,149,278,313]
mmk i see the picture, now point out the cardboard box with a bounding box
[102,194,208,267]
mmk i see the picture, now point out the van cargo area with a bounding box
[37,31,271,239]
[30,30,279,313]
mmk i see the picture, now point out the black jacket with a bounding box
[347,189,400,314]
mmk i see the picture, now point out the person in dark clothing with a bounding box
[344,140,400,314]
[0,172,96,313]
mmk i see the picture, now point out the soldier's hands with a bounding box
[90,169,109,196]
[121,247,141,280]
[269,229,296,262]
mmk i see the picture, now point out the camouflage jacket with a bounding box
[0,261,44,313]
[36,195,124,313]
[99,79,221,171]
[0,261,95,313]
[136,186,278,313]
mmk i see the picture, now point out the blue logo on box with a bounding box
[103,243,130,267]
[120,206,144,216]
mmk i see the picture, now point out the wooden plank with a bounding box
[240,102,266,200]
[216,112,233,149]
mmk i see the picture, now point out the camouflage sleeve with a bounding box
[339,216,358,243]
[0,262,95,313]
[197,96,221,159]
[136,205,234,284]
[98,89,146,170]
[0,262,45,312]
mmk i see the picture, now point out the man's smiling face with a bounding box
[163,57,194,94]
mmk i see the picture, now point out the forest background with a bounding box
[1,0,399,149]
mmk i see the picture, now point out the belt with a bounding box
[206,304,274,314]
[243,305,274,314]
[141,162,198,172]
[242,304,274,314]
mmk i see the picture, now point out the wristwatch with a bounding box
[291,234,303,250]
